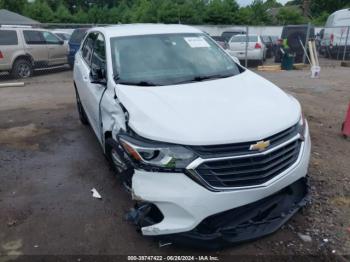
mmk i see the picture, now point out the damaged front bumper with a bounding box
[128,128,311,248]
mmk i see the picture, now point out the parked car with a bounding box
[322,9,350,59]
[317,29,326,55]
[74,24,311,249]
[227,34,267,65]
[275,25,315,63]
[261,35,274,58]
[221,29,246,43]
[53,31,71,41]
[0,26,69,78]
[210,35,228,49]
[68,28,88,68]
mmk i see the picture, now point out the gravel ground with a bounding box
[0,64,349,261]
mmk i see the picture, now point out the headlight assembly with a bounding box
[118,134,196,171]
[298,114,307,140]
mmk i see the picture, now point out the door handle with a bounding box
[83,75,89,81]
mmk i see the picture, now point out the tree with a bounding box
[130,0,158,23]
[178,0,205,24]
[24,0,54,23]
[157,0,180,23]
[204,0,239,24]
[236,7,254,25]
[74,8,89,23]
[249,0,273,25]
[53,3,73,23]
[312,11,329,26]
[310,0,349,17]
[276,7,307,25]
[0,0,27,14]
[264,0,282,9]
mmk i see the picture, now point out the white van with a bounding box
[322,8,350,58]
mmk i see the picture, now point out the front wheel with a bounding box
[105,138,133,188]
[75,87,89,125]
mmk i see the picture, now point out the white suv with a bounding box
[73,24,311,249]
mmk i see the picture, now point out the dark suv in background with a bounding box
[221,30,246,43]
[275,25,315,63]
[68,28,88,68]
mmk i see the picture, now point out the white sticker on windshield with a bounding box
[184,37,210,48]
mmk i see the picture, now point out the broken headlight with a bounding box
[118,134,196,171]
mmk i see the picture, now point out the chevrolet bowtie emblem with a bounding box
[249,140,270,151]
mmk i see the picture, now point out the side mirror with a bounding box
[90,66,106,85]
[59,40,64,45]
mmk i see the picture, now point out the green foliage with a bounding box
[311,11,329,26]
[0,0,27,14]
[1,0,349,26]
[53,4,72,23]
[248,0,272,25]
[276,7,307,25]
[264,0,282,9]
[310,0,349,17]
[23,0,54,22]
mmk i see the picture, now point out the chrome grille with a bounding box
[194,139,302,188]
[190,124,298,157]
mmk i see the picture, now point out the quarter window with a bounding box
[0,30,18,45]
[23,30,45,45]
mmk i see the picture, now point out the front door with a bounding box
[75,32,106,142]
[22,30,49,67]
[42,31,68,65]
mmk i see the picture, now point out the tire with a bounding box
[105,138,133,188]
[75,87,89,125]
[11,59,33,79]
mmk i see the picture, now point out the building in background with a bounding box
[0,9,40,26]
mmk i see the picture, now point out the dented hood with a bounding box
[115,70,301,145]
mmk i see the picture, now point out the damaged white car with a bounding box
[73,24,311,249]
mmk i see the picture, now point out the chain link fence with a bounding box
[0,23,349,82]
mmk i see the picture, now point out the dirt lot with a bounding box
[0,65,349,260]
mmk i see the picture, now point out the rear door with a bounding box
[0,30,19,70]
[22,30,49,67]
[42,31,68,65]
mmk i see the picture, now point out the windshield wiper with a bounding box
[175,74,233,85]
[118,80,160,86]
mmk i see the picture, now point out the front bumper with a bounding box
[130,126,311,246]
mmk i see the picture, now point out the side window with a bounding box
[91,33,106,70]
[23,30,45,45]
[81,33,97,66]
[43,32,61,44]
[0,30,18,45]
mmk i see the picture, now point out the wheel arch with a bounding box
[12,53,34,67]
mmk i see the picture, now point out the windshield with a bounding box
[111,33,241,86]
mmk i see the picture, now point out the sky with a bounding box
[237,0,290,7]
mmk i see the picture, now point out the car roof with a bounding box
[89,24,202,38]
